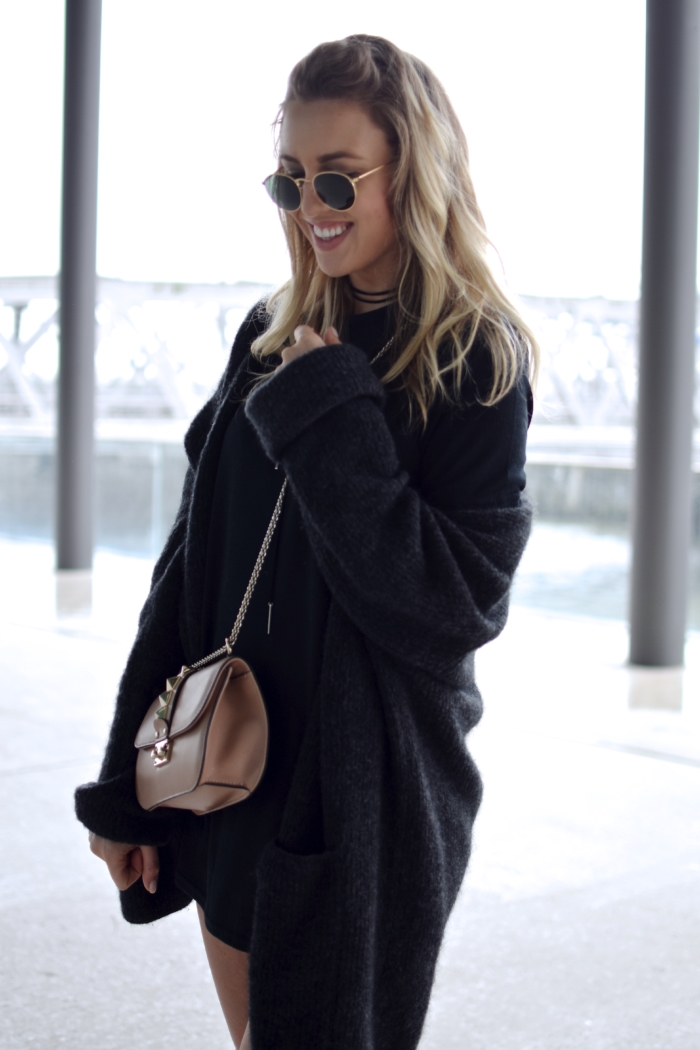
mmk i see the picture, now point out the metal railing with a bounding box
[0,276,273,423]
[1,277,699,430]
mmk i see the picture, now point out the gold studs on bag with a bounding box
[151,739,171,766]
[154,669,189,724]
[150,667,190,767]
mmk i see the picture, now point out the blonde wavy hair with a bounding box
[252,34,539,422]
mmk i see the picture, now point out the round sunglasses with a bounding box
[263,164,386,213]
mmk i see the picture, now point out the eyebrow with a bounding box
[279,150,365,166]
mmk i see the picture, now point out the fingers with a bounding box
[278,325,339,369]
[279,345,300,367]
[280,335,322,368]
[109,845,140,890]
[293,325,325,349]
[139,844,160,895]
[96,840,137,890]
[88,835,160,894]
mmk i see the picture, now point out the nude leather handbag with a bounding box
[134,481,286,816]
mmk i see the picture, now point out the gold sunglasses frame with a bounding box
[263,164,386,213]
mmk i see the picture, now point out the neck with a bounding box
[347,278,396,314]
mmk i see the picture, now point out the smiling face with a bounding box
[278,99,400,296]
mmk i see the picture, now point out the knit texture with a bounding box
[75,305,532,1049]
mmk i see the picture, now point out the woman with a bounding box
[77,34,536,1050]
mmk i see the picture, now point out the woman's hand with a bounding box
[89,832,160,894]
[279,325,341,368]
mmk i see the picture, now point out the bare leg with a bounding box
[197,904,250,1048]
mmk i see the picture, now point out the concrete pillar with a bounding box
[629,0,700,666]
[56,0,102,570]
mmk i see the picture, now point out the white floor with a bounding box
[1,537,699,1049]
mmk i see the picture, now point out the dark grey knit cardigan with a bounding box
[76,306,532,1050]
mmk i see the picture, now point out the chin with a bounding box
[313,255,354,280]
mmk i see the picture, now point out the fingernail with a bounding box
[149,878,158,894]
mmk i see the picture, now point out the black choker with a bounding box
[348,281,396,305]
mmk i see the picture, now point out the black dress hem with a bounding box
[173,870,253,952]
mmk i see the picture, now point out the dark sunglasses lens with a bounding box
[264,174,301,211]
[313,173,355,211]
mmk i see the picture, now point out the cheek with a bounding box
[365,198,397,247]
[291,213,312,244]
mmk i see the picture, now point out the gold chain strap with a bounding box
[186,336,390,675]
[187,479,288,673]
[370,335,394,366]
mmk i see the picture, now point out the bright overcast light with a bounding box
[1,0,648,299]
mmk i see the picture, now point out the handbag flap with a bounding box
[134,656,252,749]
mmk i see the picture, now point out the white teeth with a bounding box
[313,224,348,240]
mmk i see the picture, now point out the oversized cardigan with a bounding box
[75,304,532,1050]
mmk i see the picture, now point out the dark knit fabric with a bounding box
[75,302,532,1050]
[174,397,330,951]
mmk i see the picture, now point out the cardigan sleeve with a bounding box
[74,496,190,844]
[73,303,269,844]
[244,342,532,678]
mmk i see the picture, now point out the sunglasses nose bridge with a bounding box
[300,178,319,208]
[298,176,336,216]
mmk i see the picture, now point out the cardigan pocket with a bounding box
[248,843,347,1046]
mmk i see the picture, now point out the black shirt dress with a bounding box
[173,305,531,951]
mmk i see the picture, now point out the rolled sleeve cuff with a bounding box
[75,768,177,846]
[244,343,385,462]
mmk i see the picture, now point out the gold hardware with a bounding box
[153,668,191,724]
[369,335,395,366]
[151,739,170,767]
[155,691,173,721]
[174,483,287,678]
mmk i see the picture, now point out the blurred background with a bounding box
[1,4,700,1049]
[1,0,696,621]
[3,0,699,626]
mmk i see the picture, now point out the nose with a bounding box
[299,180,333,222]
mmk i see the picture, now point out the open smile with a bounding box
[309,222,353,251]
